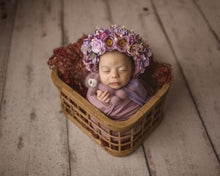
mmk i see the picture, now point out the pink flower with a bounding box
[99,32,107,40]
[90,39,105,55]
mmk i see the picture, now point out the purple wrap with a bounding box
[85,73,150,141]
[123,79,150,106]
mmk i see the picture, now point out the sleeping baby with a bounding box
[82,24,152,121]
[81,25,152,142]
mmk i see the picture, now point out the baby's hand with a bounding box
[97,90,110,103]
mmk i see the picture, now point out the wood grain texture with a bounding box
[193,0,220,41]
[0,0,17,110]
[0,0,70,175]
[153,0,220,158]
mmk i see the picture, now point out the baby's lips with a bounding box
[111,82,119,86]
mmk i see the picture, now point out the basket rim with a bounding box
[51,67,170,131]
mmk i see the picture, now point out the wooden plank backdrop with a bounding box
[193,0,220,41]
[153,0,220,158]
[0,0,16,112]
[0,0,219,176]
[0,0,70,175]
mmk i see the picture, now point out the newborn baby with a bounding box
[81,25,152,142]
[85,51,148,121]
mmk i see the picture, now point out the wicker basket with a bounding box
[51,67,170,157]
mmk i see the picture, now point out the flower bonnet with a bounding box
[81,24,152,77]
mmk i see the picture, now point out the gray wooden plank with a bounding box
[193,0,220,41]
[0,0,17,110]
[153,0,220,159]
[109,0,220,175]
[63,0,150,175]
[68,122,149,176]
[0,0,70,175]
[63,0,112,44]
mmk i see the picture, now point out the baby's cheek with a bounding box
[100,76,109,85]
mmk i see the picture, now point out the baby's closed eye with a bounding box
[118,67,129,72]
[119,69,128,72]
[101,68,110,73]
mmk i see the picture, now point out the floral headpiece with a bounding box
[81,24,152,77]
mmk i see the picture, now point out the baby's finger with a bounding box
[97,90,103,97]
[104,98,110,103]
[101,90,109,97]
[102,93,110,102]
[100,91,110,102]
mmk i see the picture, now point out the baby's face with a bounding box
[99,51,133,89]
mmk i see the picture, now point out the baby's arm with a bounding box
[97,90,110,103]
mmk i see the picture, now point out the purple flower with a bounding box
[114,25,128,36]
[105,28,114,35]
[90,38,105,55]
[88,33,95,42]
[104,35,116,51]
[116,36,129,52]
[99,32,107,40]
[127,44,138,56]
[136,44,144,53]
[128,43,146,57]
[81,40,91,55]
[143,57,149,67]
[92,54,99,64]
[83,54,99,72]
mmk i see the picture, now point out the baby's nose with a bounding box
[111,71,119,78]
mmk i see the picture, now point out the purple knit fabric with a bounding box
[85,73,149,141]
[123,79,149,106]
[87,91,141,121]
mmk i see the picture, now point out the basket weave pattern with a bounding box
[51,67,169,156]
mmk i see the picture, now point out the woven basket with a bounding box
[51,67,170,157]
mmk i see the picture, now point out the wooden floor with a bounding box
[0,0,220,175]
